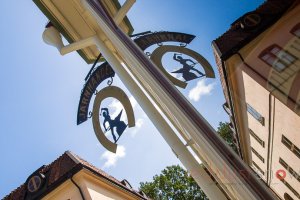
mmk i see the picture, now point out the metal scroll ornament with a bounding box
[77,62,115,125]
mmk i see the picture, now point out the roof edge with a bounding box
[33,0,94,64]
[65,151,81,164]
[213,0,296,61]
[33,0,134,64]
[211,41,222,58]
[112,0,134,35]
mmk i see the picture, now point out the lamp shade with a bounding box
[42,26,64,52]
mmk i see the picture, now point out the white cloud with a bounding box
[108,95,138,121]
[106,95,144,138]
[108,99,123,119]
[101,145,126,169]
[136,118,144,128]
[188,79,215,102]
[129,118,144,137]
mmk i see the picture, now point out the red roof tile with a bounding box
[3,151,148,200]
[213,0,296,60]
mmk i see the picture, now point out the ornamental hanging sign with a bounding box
[77,62,115,125]
[76,31,215,153]
[92,86,135,153]
[133,31,195,51]
[134,31,215,88]
[150,45,215,88]
[77,60,136,153]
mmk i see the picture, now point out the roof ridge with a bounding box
[42,151,72,172]
[65,150,81,164]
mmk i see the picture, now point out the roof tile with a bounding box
[213,0,296,60]
[3,151,148,200]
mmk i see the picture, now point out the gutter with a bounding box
[221,61,244,159]
[233,52,284,199]
[70,176,85,200]
[235,52,273,184]
[82,167,148,199]
[212,41,244,161]
[234,52,281,187]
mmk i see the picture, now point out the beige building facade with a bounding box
[213,0,300,199]
[3,151,148,200]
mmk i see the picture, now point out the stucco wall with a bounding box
[224,2,300,200]
[42,170,142,200]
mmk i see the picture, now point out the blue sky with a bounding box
[0,0,263,197]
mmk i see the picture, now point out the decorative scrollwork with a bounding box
[129,31,152,39]
[77,62,115,125]
[88,111,93,118]
[85,53,102,81]
[107,77,114,86]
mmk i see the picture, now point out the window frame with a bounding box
[249,129,265,147]
[246,103,265,125]
[259,44,296,72]
[252,161,265,175]
[282,135,300,159]
[278,174,300,199]
[290,23,300,38]
[251,147,265,163]
[279,158,300,182]
[284,193,294,200]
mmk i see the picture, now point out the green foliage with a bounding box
[139,165,208,200]
[139,122,237,199]
[217,122,238,154]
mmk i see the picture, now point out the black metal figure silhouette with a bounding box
[101,108,127,143]
[172,53,204,81]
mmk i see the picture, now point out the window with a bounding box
[278,174,300,199]
[246,103,265,125]
[251,147,264,163]
[291,23,300,38]
[259,45,296,72]
[252,161,264,175]
[282,135,300,159]
[284,193,294,200]
[279,158,300,182]
[249,129,265,147]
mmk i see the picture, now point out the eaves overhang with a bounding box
[33,0,134,64]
